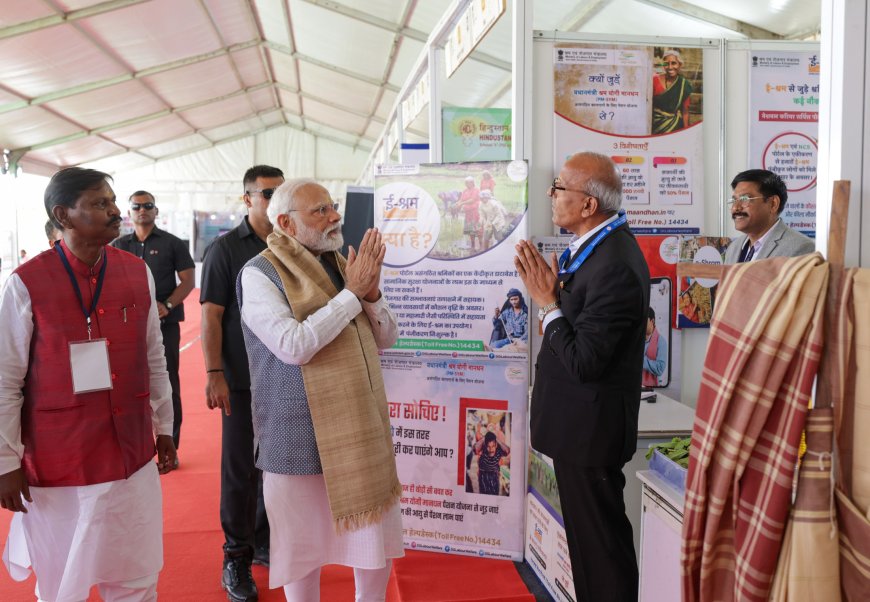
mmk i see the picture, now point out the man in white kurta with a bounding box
[0,167,174,602]
[237,178,403,602]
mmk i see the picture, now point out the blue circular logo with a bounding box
[444,545,451,553]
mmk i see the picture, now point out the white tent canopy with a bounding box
[1,0,820,202]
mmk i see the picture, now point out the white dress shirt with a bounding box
[743,218,781,261]
[542,212,621,331]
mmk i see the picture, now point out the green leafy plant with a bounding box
[645,436,691,468]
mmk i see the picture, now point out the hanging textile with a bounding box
[681,253,829,602]
[769,407,840,601]
[825,268,870,600]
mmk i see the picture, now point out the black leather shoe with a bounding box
[252,547,270,568]
[222,555,258,601]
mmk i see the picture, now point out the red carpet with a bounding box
[0,292,534,601]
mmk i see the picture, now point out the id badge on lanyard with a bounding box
[69,339,113,393]
[55,244,114,393]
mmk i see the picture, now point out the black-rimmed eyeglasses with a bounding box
[130,202,155,211]
[246,188,276,200]
[547,178,593,198]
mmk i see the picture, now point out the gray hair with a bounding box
[572,151,622,213]
[267,177,319,229]
[662,49,683,64]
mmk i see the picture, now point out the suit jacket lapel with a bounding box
[561,223,626,286]
[757,220,786,260]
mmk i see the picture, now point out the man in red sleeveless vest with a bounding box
[0,167,175,602]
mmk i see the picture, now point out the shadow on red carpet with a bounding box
[0,293,534,601]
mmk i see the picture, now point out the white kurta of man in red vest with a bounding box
[0,167,175,602]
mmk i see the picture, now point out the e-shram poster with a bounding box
[374,160,529,359]
[748,50,820,237]
[382,357,528,561]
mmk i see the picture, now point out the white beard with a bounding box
[293,220,344,253]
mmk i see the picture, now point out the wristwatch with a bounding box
[164,300,174,310]
[537,300,560,321]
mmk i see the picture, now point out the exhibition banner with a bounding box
[526,449,576,601]
[383,357,528,560]
[636,235,682,399]
[442,107,512,162]
[676,236,731,328]
[374,160,529,359]
[553,44,705,234]
[748,51,820,236]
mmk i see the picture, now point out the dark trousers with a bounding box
[553,461,638,602]
[160,321,182,449]
[220,389,269,557]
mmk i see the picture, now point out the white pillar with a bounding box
[511,0,533,161]
[429,46,443,164]
[817,0,869,266]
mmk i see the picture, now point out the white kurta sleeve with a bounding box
[145,269,173,436]
[360,295,399,349]
[240,265,367,365]
[0,275,31,474]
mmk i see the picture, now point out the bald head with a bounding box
[562,152,622,214]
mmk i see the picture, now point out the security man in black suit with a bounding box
[515,151,650,602]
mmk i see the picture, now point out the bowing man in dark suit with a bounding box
[515,152,650,602]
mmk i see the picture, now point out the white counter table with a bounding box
[625,394,694,551]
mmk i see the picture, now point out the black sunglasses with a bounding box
[246,188,276,200]
[130,202,155,211]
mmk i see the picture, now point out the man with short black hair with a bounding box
[112,190,195,461]
[0,167,175,601]
[724,169,814,263]
[201,165,284,601]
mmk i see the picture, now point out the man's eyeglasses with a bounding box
[548,178,592,198]
[246,188,276,200]
[130,202,155,211]
[289,202,340,218]
[727,194,766,206]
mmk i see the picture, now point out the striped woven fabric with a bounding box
[681,253,829,602]
[826,268,870,600]
[769,408,840,601]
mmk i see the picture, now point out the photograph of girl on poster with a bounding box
[464,409,512,496]
[652,47,703,134]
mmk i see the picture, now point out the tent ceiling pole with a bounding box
[0,0,149,41]
[0,40,263,116]
[299,0,510,72]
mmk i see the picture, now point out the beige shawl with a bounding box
[262,230,401,532]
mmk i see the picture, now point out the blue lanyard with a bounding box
[559,210,627,276]
[55,243,108,339]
